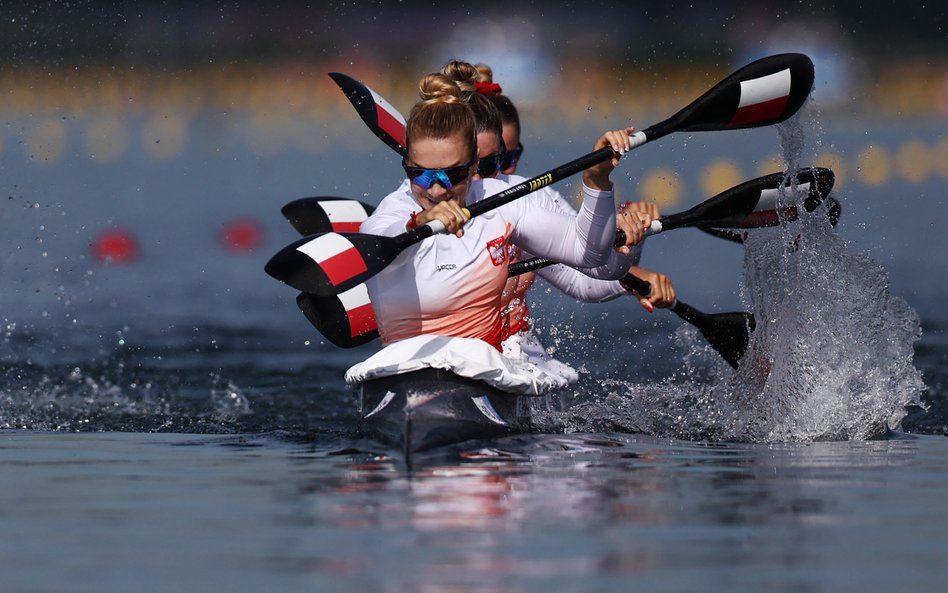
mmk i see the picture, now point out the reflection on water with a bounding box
[268,433,946,592]
[2,430,946,592]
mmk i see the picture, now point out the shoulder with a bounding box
[374,182,417,213]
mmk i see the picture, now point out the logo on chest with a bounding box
[485,236,508,267]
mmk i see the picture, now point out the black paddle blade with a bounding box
[265,232,397,296]
[672,302,757,368]
[297,290,379,348]
[281,197,375,236]
[697,167,839,242]
[736,167,835,228]
[658,176,765,233]
[328,72,407,155]
[646,53,814,140]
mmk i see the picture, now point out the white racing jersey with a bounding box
[360,177,620,350]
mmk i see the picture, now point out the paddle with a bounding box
[281,166,833,244]
[700,195,841,243]
[284,167,833,367]
[267,53,815,296]
[282,197,376,236]
[294,264,754,367]
[328,72,407,155]
[330,68,839,248]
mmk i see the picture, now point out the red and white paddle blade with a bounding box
[671,53,815,133]
[297,286,379,348]
[735,167,835,228]
[266,230,396,296]
[282,197,375,236]
[329,72,407,155]
[319,199,374,233]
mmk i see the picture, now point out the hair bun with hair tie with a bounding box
[474,81,503,95]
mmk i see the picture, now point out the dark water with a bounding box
[2,111,947,590]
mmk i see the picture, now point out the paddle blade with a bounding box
[297,289,379,348]
[265,232,397,296]
[697,167,839,242]
[732,167,835,228]
[656,172,769,233]
[672,302,757,368]
[329,72,407,155]
[645,53,814,140]
[281,197,375,236]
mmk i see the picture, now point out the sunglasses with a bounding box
[402,157,476,189]
[476,151,507,178]
[500,142,524,170]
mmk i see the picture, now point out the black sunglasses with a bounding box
[500,142,524,170]
[476,151,507,178]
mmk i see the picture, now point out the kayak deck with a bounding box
[358,368,531,457]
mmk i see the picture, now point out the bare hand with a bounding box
[615,208,652,254]
[414,199,470,237]
[626,266,676,313]
[620,200,660,220]
[583,126,636,191]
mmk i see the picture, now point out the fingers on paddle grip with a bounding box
[619,274,651,297]
[628,131,647,149]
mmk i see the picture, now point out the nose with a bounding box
[426,181,449,200]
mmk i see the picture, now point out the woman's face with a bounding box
[501,123,520,175]
[406,133,476,210]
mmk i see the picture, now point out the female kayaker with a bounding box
[359,71,650,351]
[426,59,674,383]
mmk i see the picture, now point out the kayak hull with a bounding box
[358,368,531,457]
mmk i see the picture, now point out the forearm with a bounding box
[536,264,629,302]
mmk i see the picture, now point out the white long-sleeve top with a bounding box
[361,177,618,349]
[500,174,642,304]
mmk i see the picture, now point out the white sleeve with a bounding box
[510,184,616,269]
[360,186,416,237]
[520,183,645,282]
[573,242,643,280]
[535,264,630,302]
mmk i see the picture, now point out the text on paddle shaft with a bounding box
[528,174,553,192]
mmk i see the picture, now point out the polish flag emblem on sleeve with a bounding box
[729,68,792,126]
[485,236,507,266]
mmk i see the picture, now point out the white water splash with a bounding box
[568,114,926,442]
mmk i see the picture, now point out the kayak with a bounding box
[357,368,530,457]
[345,334,575,457]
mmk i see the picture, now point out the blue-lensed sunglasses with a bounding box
[402,157,476,189]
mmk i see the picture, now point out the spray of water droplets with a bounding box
[566,113,926,442]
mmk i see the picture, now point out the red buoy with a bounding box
[220,217,265,253]
[91,228,139,265]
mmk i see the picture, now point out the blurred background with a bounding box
[1,0,946,372]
